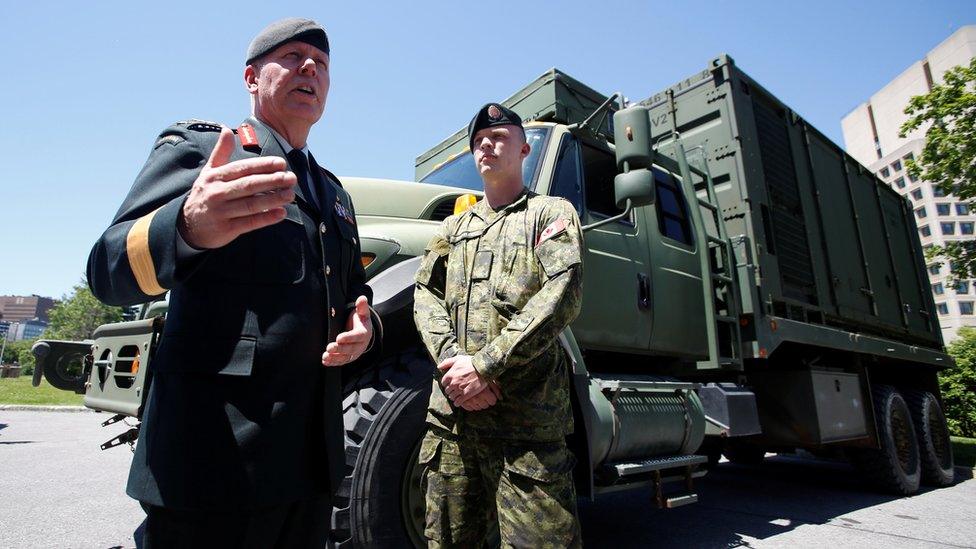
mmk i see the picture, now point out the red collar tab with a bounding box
[238,123,259,148]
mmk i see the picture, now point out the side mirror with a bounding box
[613,107,655,209]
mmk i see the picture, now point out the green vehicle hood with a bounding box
[340,177,481,221]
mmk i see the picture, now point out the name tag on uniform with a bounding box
[472,250,494,280]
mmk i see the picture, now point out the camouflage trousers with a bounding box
[419,429,581,548]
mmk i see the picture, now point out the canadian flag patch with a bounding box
[537,218,568,246]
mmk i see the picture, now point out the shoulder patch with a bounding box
[175,118,223,132]
[154,134,186,148]
[537,218,569,246]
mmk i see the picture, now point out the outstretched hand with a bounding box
[322,296,373,367]
[180,127,297,249]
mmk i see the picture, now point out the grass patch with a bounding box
[0,376,84,406]
[953,436,976,468]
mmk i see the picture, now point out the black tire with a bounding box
[697,437,724,469]
[904,390,955,487]
[723,441,765,465]
[849,385,921,495]
[330,347,434,548]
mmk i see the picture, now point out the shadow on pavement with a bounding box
[578,454,960,547]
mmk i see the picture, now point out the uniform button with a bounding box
[319,222,327,234]
[330,307,336,318]
[325,265,331,276]
[352,237,357,245]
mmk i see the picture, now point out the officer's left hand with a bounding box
[322,296,373,367]
[438,355,489,406]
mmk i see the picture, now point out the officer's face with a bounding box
[246,41,330,132]
[472,126,529,179]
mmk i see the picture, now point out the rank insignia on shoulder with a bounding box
[238,123,259,148]
[178,119,223,132]
[335,200,355,225]
[537,218,569,245]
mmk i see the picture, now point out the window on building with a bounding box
[880,167,890,178]
[894,177,906,189]
[923,244,934,252]
[933,185,946,197]
[933,282,944,295]
[961,302,975,315]
[937,302,949,315]
[911,189,924,201]
[962,222,974,235]
[892,160,902,172]
[929,264,941,275]
[908,172,919,183]
[937,203,951,216]
[957,203,970,215]
[919,225,931,237]
[941,222,956,235]
[957,281,970,294]
[916,206,927,219]
[904,152,914,162]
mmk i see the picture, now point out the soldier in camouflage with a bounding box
[414,103,584,548]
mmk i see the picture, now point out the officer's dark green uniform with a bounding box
[414,104,584,548]
[87,18,378,548]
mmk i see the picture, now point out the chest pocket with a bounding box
[494,220,537,308]
[207,203,306,285]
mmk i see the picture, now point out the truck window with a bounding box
[655,168,694,245]
[582,143,627,220]
[419,127,549,191]
[549,136,583,214]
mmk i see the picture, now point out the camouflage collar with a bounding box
[471,188,530,221]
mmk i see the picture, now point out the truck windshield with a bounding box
[419,127,549,191]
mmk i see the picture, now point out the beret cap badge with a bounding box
[488,104,502,120]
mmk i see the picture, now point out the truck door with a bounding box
[643,168,708,359]
[546,134,653,352]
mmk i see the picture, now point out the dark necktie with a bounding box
[287,149,318,211]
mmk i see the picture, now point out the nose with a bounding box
[478,136,492,150]
[299,57,317,76]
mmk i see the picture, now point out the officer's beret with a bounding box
[468,103,524,150]
[246,18,330,64]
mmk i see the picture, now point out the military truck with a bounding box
[34,55,955,547]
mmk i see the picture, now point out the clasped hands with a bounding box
[438,355,501,411]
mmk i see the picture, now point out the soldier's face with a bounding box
[246,41,330,131]
[472,126,529,179]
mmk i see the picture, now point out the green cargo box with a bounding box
[642,55,942,348]
[415,68,617,181]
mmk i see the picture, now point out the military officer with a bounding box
[414,103,584,548]
[87,18,379,547]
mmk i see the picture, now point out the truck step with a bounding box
[665,494,699,508]
[602,454,707,480]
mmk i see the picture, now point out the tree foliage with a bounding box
[44,280,124,341]
[901,57,976,280]
[943,326,976,437]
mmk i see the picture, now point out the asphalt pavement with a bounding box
[1,410,973,548]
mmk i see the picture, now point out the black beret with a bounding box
[246,18,330,65]
[468,103,524,150]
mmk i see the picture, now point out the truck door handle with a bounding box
[637,273,651,310]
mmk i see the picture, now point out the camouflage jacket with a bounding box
[414,190,583,441]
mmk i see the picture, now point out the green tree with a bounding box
[45,280,124,340]
[901,57,976,280]
[944,326,976,437]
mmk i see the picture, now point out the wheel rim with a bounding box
[401,437,426,548]
[928,402,953,470]
[891,403,915,472]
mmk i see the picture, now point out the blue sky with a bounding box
[1,0,973,300]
